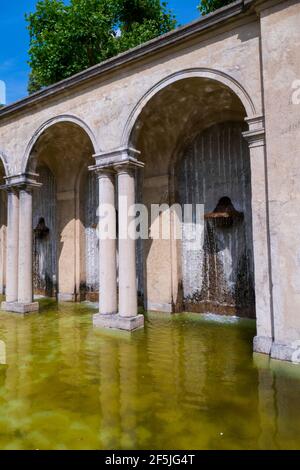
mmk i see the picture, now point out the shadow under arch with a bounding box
[0,150,9,178]
[24,116,99,301]
[122,68,257,148]
[21,114,99,173]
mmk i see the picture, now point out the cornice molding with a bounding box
[90,147,144,173]
[243,115,265,148]
[1,172,42,190]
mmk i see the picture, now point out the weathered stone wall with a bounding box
[259,0,300,358]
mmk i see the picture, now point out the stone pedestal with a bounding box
[57,293,76,302]
[1,301,39,314]
[93,313,144,331]
[253,335,273,355]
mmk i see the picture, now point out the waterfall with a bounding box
[177,121,255,317]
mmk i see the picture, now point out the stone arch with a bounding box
[125,67,258,317]
[122,68,257,147]
[21,114,100,173]
[22,114,99,301]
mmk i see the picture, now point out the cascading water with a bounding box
[33,166,57,297]
[85,171,99,300]
[178,121,255,317]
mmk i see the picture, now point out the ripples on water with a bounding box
[0,299,300,450]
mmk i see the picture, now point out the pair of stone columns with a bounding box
[1,174,40,314]
[92,149,145,331]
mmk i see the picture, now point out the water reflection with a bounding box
[0,303,300,449]
[0,340,5,365]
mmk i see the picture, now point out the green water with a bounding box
[0,300,300,450]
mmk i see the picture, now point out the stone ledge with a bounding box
[253,335,273,355]
[1,301,39,314]
[93,313,144,331]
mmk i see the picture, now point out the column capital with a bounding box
[0,172,42,191]
[114,159,144,175]
[92,166,116,180]
[90,146,144,173]
[243,115,265,148]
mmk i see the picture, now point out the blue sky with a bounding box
[0,1,200,104]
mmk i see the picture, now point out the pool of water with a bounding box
[0,299,300,450]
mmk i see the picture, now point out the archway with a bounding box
[129,75,255,318]
[25,119,98,301]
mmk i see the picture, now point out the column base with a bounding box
[145,301,173,313]
[253,335,273,355]
[1,301,39,314]
[270,341,298,362]
[57,293,76,302]
[253,337,300,363]
[93,313,144,331]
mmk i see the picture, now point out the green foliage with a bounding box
[198,0,234,16]
[26,0,176,93]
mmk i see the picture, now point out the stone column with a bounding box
[117,164,138,317]
[92,148,144,332]
[243,117,273,355]
[2,189,19,307]
[116,161,144,329]
[0,191,7,296]
[98,169,117,315]
[17,187,39,312]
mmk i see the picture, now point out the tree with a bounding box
[26,0,176,93]
[198,0,234,15]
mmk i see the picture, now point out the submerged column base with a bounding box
[1,301,39,314]
[270,341,298,362]
[93,313,144,331]
[253,335,273,355]
[57,293,76,302]
[254,336,300,363]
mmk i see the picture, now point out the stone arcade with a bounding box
[0,0,299,362]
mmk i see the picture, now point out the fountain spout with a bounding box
[34,217,50,239]
[204,197,244,228]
